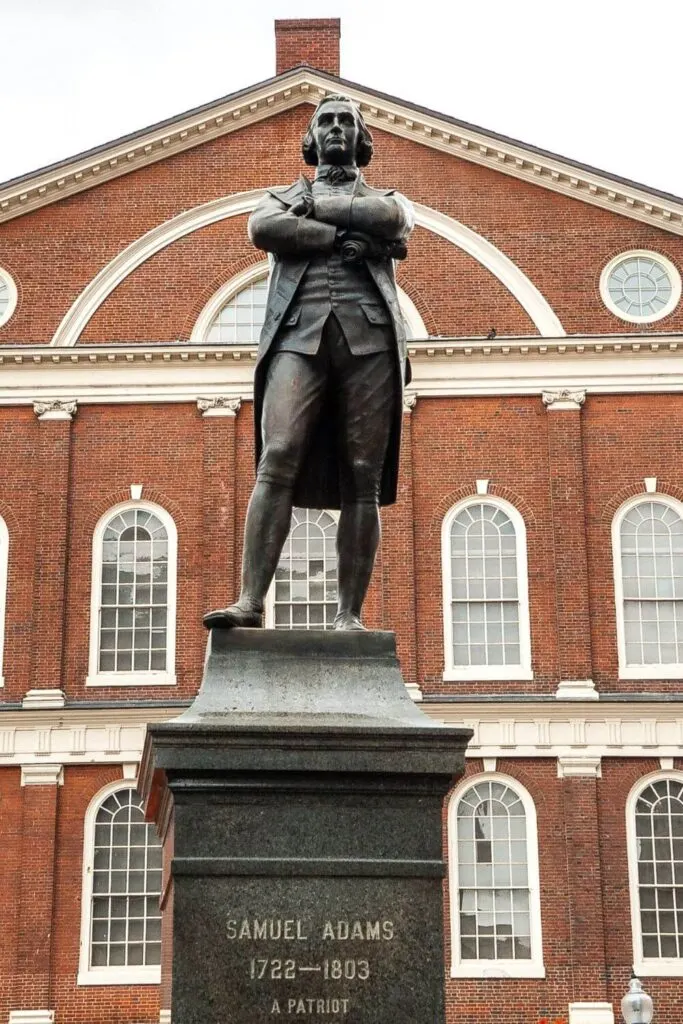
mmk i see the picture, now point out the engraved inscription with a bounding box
[226,916,396,1016]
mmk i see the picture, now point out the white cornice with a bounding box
[1,701,681,766]
[1,337,683,405]
[0,705,181,766]
[0,69,682,234]
[424,700,683,759]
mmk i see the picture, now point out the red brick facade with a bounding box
[1,18,682,1024]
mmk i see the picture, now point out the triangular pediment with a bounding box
[1,66,682,235]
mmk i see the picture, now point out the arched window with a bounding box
[613,496,683,678]
[190,264,428,345]
[448,774,544,978]
[88,502,177,686]
[265,508,338,629]
[0,514,7,687]
[627,771,683,976]
[78,782,162,985]
[441,498,532,681]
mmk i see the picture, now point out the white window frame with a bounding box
[441,496,532,681]
[613,493,683,679]
[448,771,545,979]
[190,263,428,345]
[0,514,8,687]
[0,266,18,328]
[78,779,161,986]
[264,508,340,629]
[87,500,177,687]
[626,769,683,977]
[599,249,682,324]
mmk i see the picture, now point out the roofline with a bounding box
[1,65,682,234]
[3,64,681,206]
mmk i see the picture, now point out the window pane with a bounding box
[636,780,683,960]
[89,789,163,970]
[205,278,269,345]
[272,509,338,631]
[621,502,683,666]
[457,781,532,962]
[97,510,170,675]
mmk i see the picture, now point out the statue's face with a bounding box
[312,100,359,166]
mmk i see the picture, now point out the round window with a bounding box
[600,251,681,324]
[0,268,17,328]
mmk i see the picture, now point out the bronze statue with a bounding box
[204,95,414,631]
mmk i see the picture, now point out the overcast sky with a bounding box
[2,0,682,198]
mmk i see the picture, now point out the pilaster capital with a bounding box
[542,388,586,411]
[197,396,242,418]
[20,764,64,787]
[33,399,77,421]
[403,391,418,413]
[557,755,601,778]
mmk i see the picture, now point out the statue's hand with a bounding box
[338,231,408,263]
[290,194,315,218]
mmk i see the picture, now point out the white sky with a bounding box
[2,0,682,197]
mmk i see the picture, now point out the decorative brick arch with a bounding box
[601,481,683,522]
[50,190,566,347]
[430,484,537,539]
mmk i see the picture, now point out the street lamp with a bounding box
[621,972,654,1024]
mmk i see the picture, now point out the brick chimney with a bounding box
[275,19,341,76]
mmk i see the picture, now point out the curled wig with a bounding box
[301,94,374,167]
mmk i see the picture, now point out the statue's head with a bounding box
[302,95,373,168]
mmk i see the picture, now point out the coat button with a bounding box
[273,311,281,320]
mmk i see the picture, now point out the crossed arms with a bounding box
[248,190,414,260]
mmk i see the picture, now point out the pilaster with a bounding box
[12,767,61,1010]
[30,400,76,695]
[542,389,595,693]
[198,398,240,613]
[381,392,419,686]
[561,765,608,1005]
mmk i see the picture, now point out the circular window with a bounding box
[600,250,681,324]
[0,268,17,328]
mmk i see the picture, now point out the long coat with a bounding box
[247,175,414,510]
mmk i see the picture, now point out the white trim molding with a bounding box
[568,1003,615,1024]
[1,67,682,236]
[0,705,179,767]
[441,494,533,682]
[78,779,162,987]
[600,250,682,325]
[87,500,178,688]
[21,764,64,786]
[8,1012,55,1024]
[612,492,683,680]
[626,768,683,976]
[49,190,564,347]
[0,266,18,327]
[21,689,66,710]
[448,771,545,979]
[8,336,683,408]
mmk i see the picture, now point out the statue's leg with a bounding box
[332,326,395,630]
[203,351,326,629]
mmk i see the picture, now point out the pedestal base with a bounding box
[140,629,471,1024]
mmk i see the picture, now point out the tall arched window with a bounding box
[88,502,177,686]
[78,782,162,985]
[448,774,544,978]
[613,496,683,678]
[190,264,428,345]
[441,498,532,681]
[0,514,8,688]
[265,508,338,629]
[627,771,683,976]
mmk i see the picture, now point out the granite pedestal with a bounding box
[140,628,471,1024]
